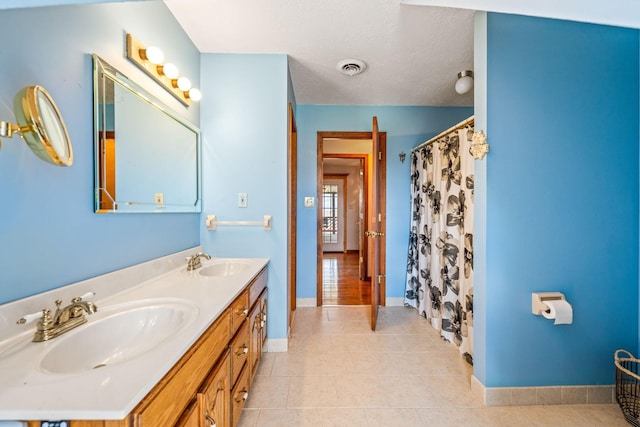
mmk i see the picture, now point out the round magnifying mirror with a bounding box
[13,85,73,166]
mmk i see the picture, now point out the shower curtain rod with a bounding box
[411,115,475,153]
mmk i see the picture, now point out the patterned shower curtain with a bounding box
[404,124,474,364]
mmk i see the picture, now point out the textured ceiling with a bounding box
[164,0,475,106]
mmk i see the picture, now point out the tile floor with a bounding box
[238,305,628,426]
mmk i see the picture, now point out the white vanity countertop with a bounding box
[0,250,269,420]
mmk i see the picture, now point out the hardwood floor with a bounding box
[322,252,370,305]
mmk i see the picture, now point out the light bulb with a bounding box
[177,77,192,91]
[143,46,164,65]
[187,88,202,102]
[455,70,474,95]
[160,63,179,79]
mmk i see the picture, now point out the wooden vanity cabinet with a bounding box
[33,266,267,427]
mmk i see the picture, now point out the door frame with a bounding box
[287,103,297,335]
[316,131,386,306]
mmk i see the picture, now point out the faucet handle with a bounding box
[17,310,45,325]
[77,291,95,301]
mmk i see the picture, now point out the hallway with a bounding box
[322,252,370,305]
[238,306,626,426]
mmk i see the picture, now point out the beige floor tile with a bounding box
[395,333,446,351]
[364,408,423,426]
[479,406,536,426]
[255,352,275,376]
[333,374,389,407]
[287,334,333,354]
[237,305,617,427]
[415,408,495,426]
[255,408,369,427]
[287,376,340,408]
[271,351,351,376]
[237,409,260,427]
[519,405,596,427]
[326,306,369,322]
[568,404,629,426]
[329,334,368,352]
[361,334,401,352]
[244,375,290,409]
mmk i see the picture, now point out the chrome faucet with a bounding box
[17,293,97,342]
[186,252,211,271]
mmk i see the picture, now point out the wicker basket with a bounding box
[615,349,640,426]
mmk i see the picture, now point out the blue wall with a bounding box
[295,106,473,302]
[477,13,639,387]
[200,54,289,340]
[0,2,201,304]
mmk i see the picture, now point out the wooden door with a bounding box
[368,117,383,331]
[288,103,297,333]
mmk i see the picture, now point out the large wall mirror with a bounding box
[93,54,201,213]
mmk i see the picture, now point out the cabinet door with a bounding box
[259,291,268,346]
[198,352,230,427]
[249,300,262,382]
[175,399,200,427]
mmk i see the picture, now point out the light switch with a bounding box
[304,196,315,208]
[238,192,248,208]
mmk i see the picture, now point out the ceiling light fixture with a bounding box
[126,33,201,107]
[455,70,474,95]
[337,59,367,76]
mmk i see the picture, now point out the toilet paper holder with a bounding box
[532,292,567,316]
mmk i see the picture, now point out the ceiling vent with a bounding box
[337,59,367,76]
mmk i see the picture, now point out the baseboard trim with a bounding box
[385,297,405,306]
[471,375,615,405]
[264,338,288,352]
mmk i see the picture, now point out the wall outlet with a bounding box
[238,192,248,208]
[304,196,315,208]
[154,193,164,205]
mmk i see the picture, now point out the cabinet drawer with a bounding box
[231,365,251,427]
[230,320,250,386]
[230,289,249,335]
[249,268,267,308]
[131,310,231,427]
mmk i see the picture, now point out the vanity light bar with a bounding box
[125,33,200,107]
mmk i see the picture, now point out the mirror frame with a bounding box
[92,54,201,214]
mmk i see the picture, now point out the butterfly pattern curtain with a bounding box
[404,125,475,364]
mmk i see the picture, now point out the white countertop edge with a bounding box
[0,250,269,421]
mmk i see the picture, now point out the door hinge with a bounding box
[378,151,382,160]
[378,275,385,284]
[378,213,382,222]
[359,256,363,264]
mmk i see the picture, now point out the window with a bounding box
[322,184,338,244]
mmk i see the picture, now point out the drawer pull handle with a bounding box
[205,411,217,427]
[235,389,249,403]
[237,307,248,317]
[236,345,249,356]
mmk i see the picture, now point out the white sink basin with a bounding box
[39,300,197,374]
[199,260,251,277]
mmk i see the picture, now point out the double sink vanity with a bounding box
[0,247,269,427]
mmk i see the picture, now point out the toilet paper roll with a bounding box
[542,300,573,325]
